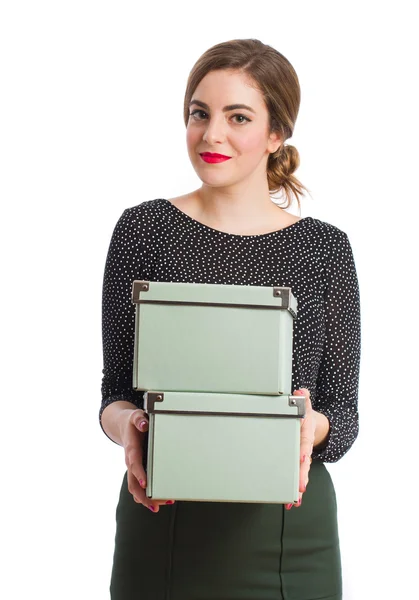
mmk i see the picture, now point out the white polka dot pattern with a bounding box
[100,199,361,463]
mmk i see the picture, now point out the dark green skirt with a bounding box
[110,460,342,600]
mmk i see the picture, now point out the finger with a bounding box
[136,418,149,434]
[147,499,176,513]
[299,417,314,485]
[128,472,160,512]
[130,482,176,513]
[285,493,302,510]
[125,442,148,490]
[299,438,313,488]
[127,469,148,504]
[125,416,149,486]
[300,435,314,457]
[131,410,149,433]
[155,499,175,506]
[131,416,173,511]
[299,455,311,493]
[293,388,311,402]
[294,390,314,492]
[146,500,171,513]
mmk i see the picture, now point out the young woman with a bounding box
[100,38,361,600]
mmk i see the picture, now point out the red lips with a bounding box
[200,152,231,158]
[200,152,232,164]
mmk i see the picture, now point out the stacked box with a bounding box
[131,280,303,504]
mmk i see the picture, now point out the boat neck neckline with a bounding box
[163,198,311,239]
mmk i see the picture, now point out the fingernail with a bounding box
[139,479,144,487]
[148,505,155,512]
[165,500,175,505]
[285,503,293,510]
[139,420,147,429]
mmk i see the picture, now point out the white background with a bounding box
[1,1,417,598]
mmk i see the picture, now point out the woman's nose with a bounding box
[202,115,227,145]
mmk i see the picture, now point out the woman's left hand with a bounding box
[285,388,316,510]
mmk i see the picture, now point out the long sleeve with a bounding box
[99,208,147,442]
[311,230,361,462]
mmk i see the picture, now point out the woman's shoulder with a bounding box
[300,216,354,270]
[123,198,167,218]
[114,198,169,231]
[108,200,169,247]
[304,215,348,238]
[300,215,350,250]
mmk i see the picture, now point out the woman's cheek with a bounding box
[186,126,200,149]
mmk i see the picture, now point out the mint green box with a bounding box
[143,390,305,504]
[132,280,297,396]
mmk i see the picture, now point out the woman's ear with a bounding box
[267,130,282,154]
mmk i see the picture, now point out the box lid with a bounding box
[144,391,305,418]
[132,280,297,318]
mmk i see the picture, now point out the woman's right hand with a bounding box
[119,408,175,513]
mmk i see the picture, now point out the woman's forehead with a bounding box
[192,70,264,109]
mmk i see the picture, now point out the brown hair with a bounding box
[183,39,311,211]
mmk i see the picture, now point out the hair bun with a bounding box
[267,143,309,207]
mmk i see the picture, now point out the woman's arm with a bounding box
[99,207,147,443]
[311,230,362,462]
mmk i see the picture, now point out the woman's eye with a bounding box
[189,109,207,120]
[232,114,250,124]
[189,110,250,124]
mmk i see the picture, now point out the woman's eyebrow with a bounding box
[189,99,256,114]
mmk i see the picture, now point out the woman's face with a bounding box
[186,69,281,188]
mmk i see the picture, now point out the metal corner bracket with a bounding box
[273,287,297,319]
[288,395,306,417]
[144,391,164,414]
[132,280,150,303]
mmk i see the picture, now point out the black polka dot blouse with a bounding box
[100,198,361,463]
